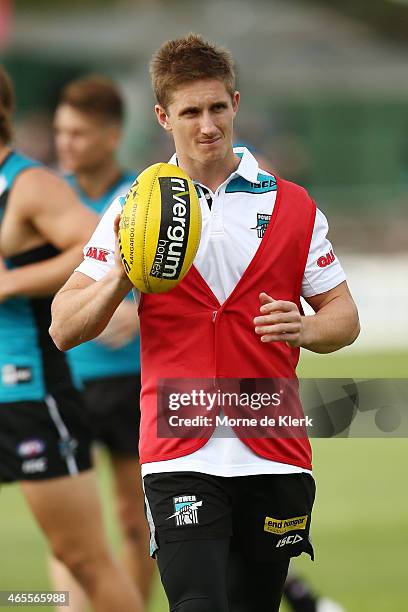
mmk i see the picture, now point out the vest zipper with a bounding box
[212,310,218,387]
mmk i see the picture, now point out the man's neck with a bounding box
[0,145,11,165]
[75,158,122,200]
[177,151,241,193]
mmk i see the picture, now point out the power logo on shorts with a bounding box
[264,514,308,535]
[166,495,203,526]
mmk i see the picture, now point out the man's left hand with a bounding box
[253,292,303,347]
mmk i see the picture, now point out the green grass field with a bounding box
[1,350,407,611]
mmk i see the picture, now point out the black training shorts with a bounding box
[0,386,92,483]
[82,373,141,457]
[143,470,315,562]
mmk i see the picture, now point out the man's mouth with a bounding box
[198,137,221,146]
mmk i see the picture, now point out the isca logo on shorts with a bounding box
[22,457,47,474]
[264,514,308,535]
[276,534,303,548]
[166,495,203,526]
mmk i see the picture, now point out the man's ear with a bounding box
[107,124,122,150]
[232,91,240,116]
[155,105,172,132]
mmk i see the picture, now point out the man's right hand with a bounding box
[113,213,133,290]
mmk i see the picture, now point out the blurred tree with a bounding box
[0,0,13,48]
[310,0,408,40]
[17,0,117,9]
[15,0,157,8]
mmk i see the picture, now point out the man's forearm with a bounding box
[300,295,360,354]
[50,269,132,351]
[1,246,85,299]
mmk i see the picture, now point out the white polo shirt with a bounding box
[76,147,346,477]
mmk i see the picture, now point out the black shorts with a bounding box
[0,387,92,483]
[143,470,315,562]
[82,373,141,457]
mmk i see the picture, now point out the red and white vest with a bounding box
[138,177,316,470]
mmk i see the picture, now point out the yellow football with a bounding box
[118,163,201,293]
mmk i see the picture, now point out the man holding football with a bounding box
[50,34,360,612]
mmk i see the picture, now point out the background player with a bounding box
[0,65,143,612]
[51,75,154,608]
[50,34,360,612]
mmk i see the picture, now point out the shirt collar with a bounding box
[168,146,259,187]
[230,146,259,183]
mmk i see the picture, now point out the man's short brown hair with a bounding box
[0,65,15,144]
[58,75,124,124]
[150,33,236,110]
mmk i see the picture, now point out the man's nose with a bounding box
[200,112,217,136]
[56,134,71,150]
